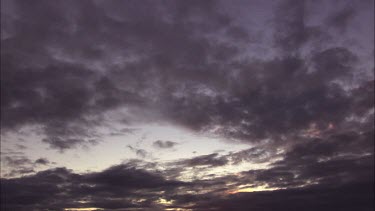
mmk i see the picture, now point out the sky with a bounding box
[0,0,374,210]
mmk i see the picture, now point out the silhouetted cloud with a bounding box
[1,154,373,211]
[1,163,186,211]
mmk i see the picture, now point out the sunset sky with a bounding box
[1,0,374,210]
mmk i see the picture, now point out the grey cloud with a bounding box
[42,137,98,152]
[202,182,374,211]
[325,4,356,32]
[3,156,33,167]
[1,150,373,211]
[2,155,54,177]
[153,140,178,149]
[35,158,50,165]
[15,144,27,150]
[127,145,149,158]
[228,147,275,164]
[1,0,244,150]
[1,163,185,211]
[109,128,139,136]
[271,0,331,53]
[249,130,375,189]
[174,153,229,167]
[84,164,184,190]
[0,0,373,210]
[2,0,372,150]
[160,52,361,142]
[2,156,35,177]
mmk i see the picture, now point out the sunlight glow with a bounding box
[157,198,174,205]
[228,185,280,194]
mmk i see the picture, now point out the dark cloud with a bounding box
[175,153,229,167]
[108,127,139,136]
[2,156,35,177]
[153,140,178,149]
[119,128,139,134]
[1,0,372,148]
[1,0,373,210]
[1,152,373,211]
[273,0,309,52]
[0,0,243,150]
[85,164,184,190]
[1,155,54,177]
[1,163,185,211]
[243,130,375,190]
[325,4,356,32]
[42,137,98,152]
[35,158,50,165]
[228,147,276,164]
[161,51,364,143]
[202,182,374,211]
[271,0,336,53]
[3,156,33,167]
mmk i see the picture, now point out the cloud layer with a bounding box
[1,0,374,210]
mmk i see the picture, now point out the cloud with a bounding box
[3,156,33,167]
[0,0,244,150]
[2,156,35,177]
[84,164,185,190]
[127,145,149,159]
[174,153,229,167]
[1,155,54,177]
[153,140,178,149]
[1,0,372,150]
[202,182,374,211]
[228,147,276,164]
[325,4,356,32]
[1,152,373,211]
[1,0,373,210]
[42,137,98,152]
[1,163,185,211]
[15,144,27,150]
[35,158,50,165]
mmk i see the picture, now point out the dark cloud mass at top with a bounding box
[0,0,374,210]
